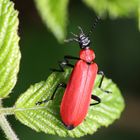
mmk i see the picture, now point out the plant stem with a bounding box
[0,107,15,115]
[0,100,19,140]
[0,100,47,140]
[0,114,19,140]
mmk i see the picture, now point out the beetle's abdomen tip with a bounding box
[66,125,74,130]
[62,121,75,130]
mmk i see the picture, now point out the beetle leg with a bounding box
[64,55,80,61]
[36,83,66,105]
[90,95,101,106]
[50,59,75,72]
[50,56,80,72]
[98,71,111,93]
[63,55,80,69]
[51,83,66,100]
[50,60,72,72]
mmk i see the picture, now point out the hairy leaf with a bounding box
[83,0,139,18]
[15,68,125,137]
[34,0,69,42]
[0,0,20,98]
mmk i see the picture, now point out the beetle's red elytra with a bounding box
[60,53,98,128]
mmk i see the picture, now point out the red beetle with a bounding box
[37,17,110,130]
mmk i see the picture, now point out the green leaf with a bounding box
[83,0,139,18]
[0,0,21,98]
[34,0,69,42]
[15,68,125,138]
[138,7,140,30]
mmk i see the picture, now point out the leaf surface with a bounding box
[83,0,139,17]
[34,0,69,42]
[15,68,125,137]
[0,0,20,98]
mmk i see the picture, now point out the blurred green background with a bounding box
[1,0,140,139]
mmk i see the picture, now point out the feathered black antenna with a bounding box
[87,16,100,37]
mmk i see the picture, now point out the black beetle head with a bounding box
[64,26,91,49]
[64,16,100,49]
[78,33,90,49]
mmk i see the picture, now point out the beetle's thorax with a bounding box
[80,49,95,63]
